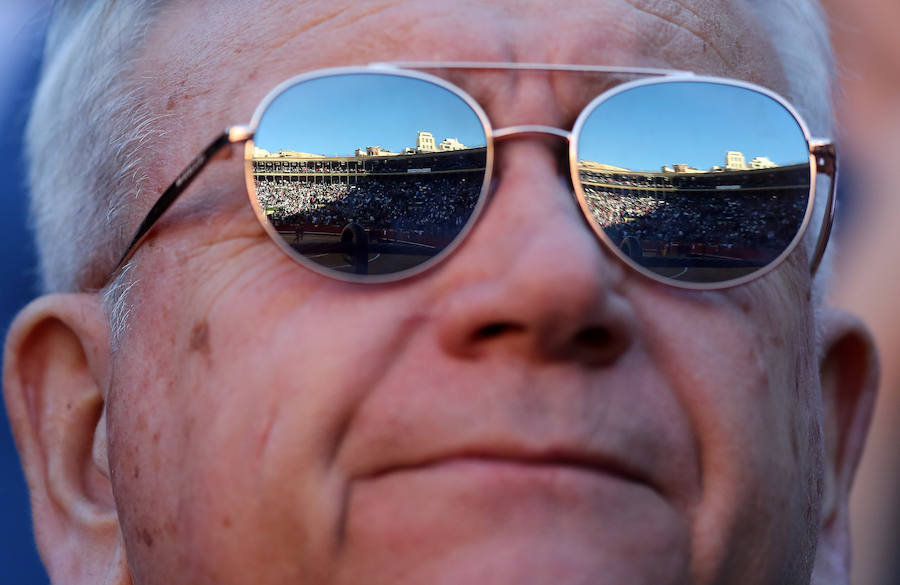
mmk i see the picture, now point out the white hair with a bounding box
[747,0,838,309]
[27,1,837,318]
[26,0,165,294]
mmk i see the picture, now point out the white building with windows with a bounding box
[416,131,436,152]
[438,137,467,151]
[725,150,747,170]
[354,146,400,157]
[748,156,777,169]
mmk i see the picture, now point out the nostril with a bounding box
[570,325,631,366]
[574,327,612,348]
[475,322,521,340]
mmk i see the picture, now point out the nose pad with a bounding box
[429,140,636,366]
[555,144,574,181]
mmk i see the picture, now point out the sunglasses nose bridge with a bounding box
[492,125,575,181]
[493,125,572,143]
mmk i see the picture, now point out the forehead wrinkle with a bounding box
[618,0,733,72]
[608,0,785,91]
[255,0,519,62]
[252,0,410,59]
[662,0,704,21]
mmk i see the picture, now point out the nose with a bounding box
[428,138,637,366]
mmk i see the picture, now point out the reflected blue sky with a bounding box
[578,82,809,172]
[255,74,487,156]
[256,76,809,171]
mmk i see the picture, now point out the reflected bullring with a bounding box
[578,154,810,283]
[252,136,487,276]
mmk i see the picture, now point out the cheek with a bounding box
[629,275,820,582]
[106,272,336,582]
[105,245,432,583]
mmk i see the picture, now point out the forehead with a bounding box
[140,0,784,138]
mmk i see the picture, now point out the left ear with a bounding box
[812,307,879,583]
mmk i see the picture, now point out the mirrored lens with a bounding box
[250,72,488,277]
[576,81,811,284]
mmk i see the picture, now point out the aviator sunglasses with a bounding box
[116,62,836,289]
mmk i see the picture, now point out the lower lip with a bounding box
[344,456,671,552]
[356,455,656,503]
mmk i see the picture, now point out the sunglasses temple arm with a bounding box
[112,126,253,274]
[809,142,837,276]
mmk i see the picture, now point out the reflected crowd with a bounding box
[583,185,808,256]
[255,176,481,235]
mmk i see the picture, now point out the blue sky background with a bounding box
[578,81,809,171]
[1,2,49,583]
[255,74,487,156]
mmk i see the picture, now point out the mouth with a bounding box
[363,447,656,494]
[341,446,670,552]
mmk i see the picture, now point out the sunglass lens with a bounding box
[250,72,489,278]
[575,81,811,285]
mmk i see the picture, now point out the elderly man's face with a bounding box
[107,1,818,584]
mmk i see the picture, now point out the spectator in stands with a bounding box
[1,1,878,585]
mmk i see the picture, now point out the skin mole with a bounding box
[188,320,210,353]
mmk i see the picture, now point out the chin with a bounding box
[335,532,690,585]
[337,460,691,585]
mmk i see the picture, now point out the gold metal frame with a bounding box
[111,62,836,290]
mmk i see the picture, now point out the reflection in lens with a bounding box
[250,73,488,276]
[576,81,811,284]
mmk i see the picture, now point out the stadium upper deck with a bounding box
[252,147,487,181]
